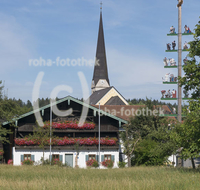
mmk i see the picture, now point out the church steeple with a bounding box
[91,5,110,93]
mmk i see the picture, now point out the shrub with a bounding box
[86,159,99,168]
[7,159,13,165]
[118,161,126,168]
[102,160,113,168]
[131,138,170,166]
[41,158,50,165]
[0,149,4,156]
[22,159,34,165]
[40,158,64,167]
[52,158,63,166]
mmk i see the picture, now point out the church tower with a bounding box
[91,7,110,93]
[89,4,128,106]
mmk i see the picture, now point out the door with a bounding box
[65,154,73,167]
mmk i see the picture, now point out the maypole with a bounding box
[177,0,183,123]
[162,0,192,122]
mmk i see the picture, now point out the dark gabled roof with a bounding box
[105,96,126,105]
[89,87,112,105]
[92,12,110,86]
[3,95,127,126]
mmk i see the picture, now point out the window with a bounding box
[89,154,96,160]
[52,154,59,160]
[24,154,31,160]
[104,154,111,161]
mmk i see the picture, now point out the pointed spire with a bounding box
[92,9,110,90]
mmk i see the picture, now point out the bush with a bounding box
[40,158,66,167]
[0,149,4,156]
[52,158,63,166]
[22,159,34,165]
[118,161,126,168]
[131,139,170,166]
[86,159,99,168]
[7,159,13,165]
[102,160,113,168]
[41,158,50,165]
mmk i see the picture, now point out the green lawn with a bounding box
[0,165,200,190]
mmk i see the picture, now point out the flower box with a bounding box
[14,137,118,146]
[43,121,95,130]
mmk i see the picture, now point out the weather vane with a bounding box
[100,2,102,10]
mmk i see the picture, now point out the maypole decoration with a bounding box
[160,0,193,121]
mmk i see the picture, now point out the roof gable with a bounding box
[105,96,126,105]
[3,95,127,126]
[89,87,112,105]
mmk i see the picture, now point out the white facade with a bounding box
[13,147,120,168]
[168,154,177,166]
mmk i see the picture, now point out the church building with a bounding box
[89,10,128,106]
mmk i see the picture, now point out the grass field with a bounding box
[0,165,200,190]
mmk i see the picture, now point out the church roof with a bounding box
[89,86,128,105]
[92,11,110,86]
[89,87,112,105]
[105,96,126,105]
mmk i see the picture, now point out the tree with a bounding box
[176,18,200,169]
[120,99,176,167]
[179,18,200,99]
[172,101,200,169]
[26,100,32,109]
[74,141,85,168]
[120,118,144,167]
[132,138,164,166]
[30,124,52,164]
[0,80,33,144]
[130,116,176,166]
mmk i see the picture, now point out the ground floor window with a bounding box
[104,154,111,161]
[21,154,34,162]
[24,154,31,160]
[89,154,96,160]
[52,154,59,160]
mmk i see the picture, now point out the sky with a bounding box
[0,0,200,104]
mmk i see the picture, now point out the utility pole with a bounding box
[50,101,52,164]
[177,0,183,123]
[98,103,100,168]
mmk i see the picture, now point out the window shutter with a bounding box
[111,155,115,162]
[101,155,104,162]
[85,155,89,161]
[96,155,99,162]
[59,155,63,162]
[31,155,35,162]
[21,155,24,162]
